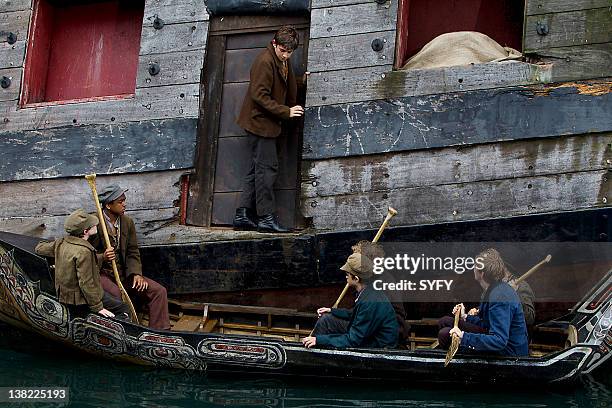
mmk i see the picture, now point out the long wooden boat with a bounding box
[0,231,610,384]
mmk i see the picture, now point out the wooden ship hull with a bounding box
[0,231,610,384]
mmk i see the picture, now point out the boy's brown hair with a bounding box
[476,248,508,284]
[273,26,299,50]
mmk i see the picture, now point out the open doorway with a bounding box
[187,16,309,228]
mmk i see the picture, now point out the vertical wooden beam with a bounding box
[187,33,226,226]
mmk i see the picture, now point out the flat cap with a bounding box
[340,253,374,280]
[98,184,128,205]
[65,209,99,235]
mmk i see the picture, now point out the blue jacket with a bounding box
[317,285,399,349]
[462,281,529,356]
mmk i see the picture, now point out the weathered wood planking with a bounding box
[303,80,612,159]
[0,67,20,102]
[143,0,209,26]
[0,118,197,181]
[310,0,398,39]
[524,8,612,52]
[137,50,204,88]
[307,30,395,73]
[0,83,199,132]
[0,170,184,218]
[0,39,25,69]
[311,0,373,8]
[0,9,29,41]
[526,0,611,15]
[0,0,31,13]
[536,44,612,81]
[140,21,208,55]
[0,208,179,242]
[302,171,610,231]
[143,234,318,293]
[305,62,551,107]
[302,133,612,198]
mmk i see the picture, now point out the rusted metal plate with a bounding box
[213,136,252,192]
[224,48,262,83]
[218,82,248,138]
[214,131,300,193]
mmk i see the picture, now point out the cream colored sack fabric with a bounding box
[401,31,522,70]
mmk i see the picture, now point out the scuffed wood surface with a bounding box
[303,80,612,159]
[0,67,20,102]
[140,21,208,55]
[0,39,25,69]
[0,0,31,13]
[0,118,197,181]
[524,8,612,52]
[0,208,179,242]
[526,0,611,15]
[137,50,204,88]
[536,44,612,81]
[305,62,551,107]
[0,9,29,41]
[302,133,612,198]
[143,0,209,26]
[310,0,397,39]
[308,30,395,73]
[0,170,184,218]
[0,83,199,132]
[302,171,610,231]
[311,0,372,8]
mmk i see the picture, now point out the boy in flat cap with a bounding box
[91,185,170,330]
[302,253,398,349]
[35,209,130,319]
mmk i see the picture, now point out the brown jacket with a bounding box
[90,213,142,281]
[236,43,297,138]
[35,236,104,312]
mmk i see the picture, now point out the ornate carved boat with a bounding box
[0,231,610,384]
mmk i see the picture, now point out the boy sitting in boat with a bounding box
[352,240,411,348]
[301,253,398,349]
[34,209,130,320]
[90,185,170,330]
[438,248,529,356]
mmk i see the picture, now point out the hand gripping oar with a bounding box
[85,174,139,324]
[309,207,398,336]
[513,254,552,286]
[444,307,461,367]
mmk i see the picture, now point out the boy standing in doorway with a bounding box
[233,26,304,233]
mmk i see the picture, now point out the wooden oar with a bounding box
[444,307,461,367]
[513,254,552,286]
[85,174,139,324]
[308,207,398,336]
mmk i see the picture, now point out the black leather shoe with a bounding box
[257,214,289,233]
[233,207,257,231]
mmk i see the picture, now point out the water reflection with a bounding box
[0,345,609,408]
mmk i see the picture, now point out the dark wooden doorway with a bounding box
[188,16,309,228]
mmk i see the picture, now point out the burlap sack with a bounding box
[401,31,522,70]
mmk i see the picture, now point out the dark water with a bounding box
[0,345,610,408]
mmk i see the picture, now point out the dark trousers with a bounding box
[238,132,279,216]
[102,292,131,321]
[101,274,170,330]
[68,292,130,321]
[312,314,350,336]
[437,315,487,349]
